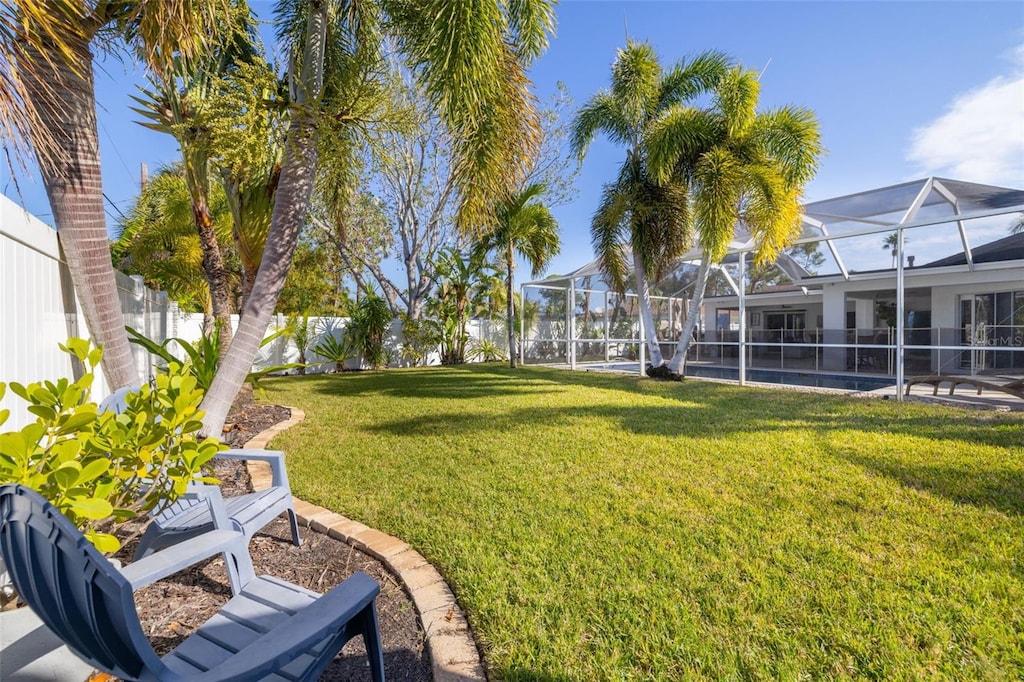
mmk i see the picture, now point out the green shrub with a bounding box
[128,324,300,391]
[0,339,223,553]
[467,339,507,363]
[311,324,356,372]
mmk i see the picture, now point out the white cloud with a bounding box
[908,47,1024,186]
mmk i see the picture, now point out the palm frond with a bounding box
[715,66,760,138]
[610,40,662,130]
[658,49,731,109]
[693,147,743,262]
[646,105,721,184]
[747,105,824,188]
[570,91,628,158]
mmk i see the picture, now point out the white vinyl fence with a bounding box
[2,195,509,430]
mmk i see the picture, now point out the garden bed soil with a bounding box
[111,403,432,682]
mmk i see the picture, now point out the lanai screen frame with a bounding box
[522,177,1024,399]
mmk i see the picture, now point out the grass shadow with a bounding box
[840,451,1024,517]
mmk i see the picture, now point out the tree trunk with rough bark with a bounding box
[21,32,138,390]
[199,2,327,436]
[190,190,234,355]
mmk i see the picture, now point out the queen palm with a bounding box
[1,1,230,390]
[571,41,729,368]
[475,183,560,368]
[646,66,823,375]
[199,0,556,434]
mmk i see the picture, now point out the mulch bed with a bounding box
[109,403,432,681]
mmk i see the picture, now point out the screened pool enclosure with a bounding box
[521,178,1024,396]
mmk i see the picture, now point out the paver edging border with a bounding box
[241,406,487,682]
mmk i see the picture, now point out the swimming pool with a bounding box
[583,362,897,392]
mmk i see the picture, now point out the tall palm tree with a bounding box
[130,6,264,354]
[882,232,908,268]
[199,0,556,434]
[571,41,729,367]
[646,66,823,375]
[475,183,560,368]
[1,1,230,390]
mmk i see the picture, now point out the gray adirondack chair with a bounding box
[98,385,302,563]
[0,484,385,682]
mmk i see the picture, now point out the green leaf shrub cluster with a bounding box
[0,339,223,553]
[128,324,300,390]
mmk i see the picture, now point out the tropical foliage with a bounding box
[571,41,730,367]
[347,289,394,370]
[199,0,556,435]
[0,0,233,390]
[475,183,560,368]
[427,248,497,364]
[0,340,222,554]
[645,64,823,374]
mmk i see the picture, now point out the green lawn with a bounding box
[257,365,1024,680]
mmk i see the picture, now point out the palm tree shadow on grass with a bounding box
[840,451,1024,517]
[301,368,557,401]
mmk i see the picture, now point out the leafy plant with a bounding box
[128,325,300,390]
[347,289,393,370]
[426,248,496,364]
[311,324,356,373]
[398,314,439,367]
[0,340,223,553]
[285,314,315,375]
[467,339,507,363]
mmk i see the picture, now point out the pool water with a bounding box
[587,362,896,392]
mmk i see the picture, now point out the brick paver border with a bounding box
[242,407,487,681]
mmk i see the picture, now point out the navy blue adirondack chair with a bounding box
[0,484,385,682]
[98,386,303,566]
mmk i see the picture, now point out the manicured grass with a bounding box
[257,365,1024,680]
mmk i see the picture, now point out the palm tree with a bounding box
[475,183,560,368]
[571,41,729,367]
[130,5,263,353]
[646,66,823,375]
[113,164,237,326]
[1013,214,1024,235]
[1,1,230,390]
[199,0,556,434]
[882,232,908,268]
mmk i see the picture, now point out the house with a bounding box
[522,178,1024,390]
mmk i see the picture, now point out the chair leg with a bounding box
[223,535,257,595]
[133,524,164,560]
[287,508,302,547]
[360,601,385,682]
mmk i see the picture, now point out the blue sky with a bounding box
[4,1,1023,279]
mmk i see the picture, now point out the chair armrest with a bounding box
[119,530,245,590]
[216,449,290,488]
[125,485,243,590]
[191,573,380,682]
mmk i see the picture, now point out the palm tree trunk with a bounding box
[633,249,664,367]
[21,31,138,390]
[506,250,516,368]
[199,1,327,437]
[191,192,234,355]
[666,250,712,374]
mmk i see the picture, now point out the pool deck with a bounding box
[545,362,1024,412]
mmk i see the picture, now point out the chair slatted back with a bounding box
[0,485,167,681]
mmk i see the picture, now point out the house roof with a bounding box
[922,232,1024,268]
